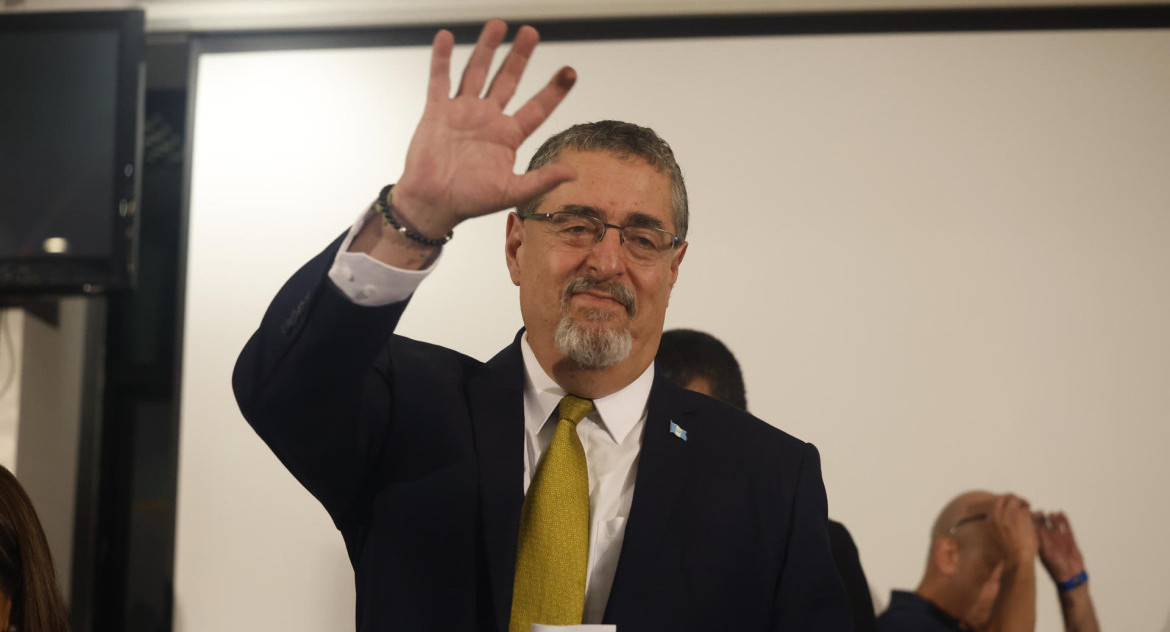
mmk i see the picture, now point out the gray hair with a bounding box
[518,120,689,241]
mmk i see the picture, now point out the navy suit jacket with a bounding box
[233,235,852,631]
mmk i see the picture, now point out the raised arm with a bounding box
[234,20,576,524]
[1037,511,1100,632]
[983,494,1039,632]
[350,19,577,269]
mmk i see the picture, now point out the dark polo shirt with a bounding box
[876,590,969,632]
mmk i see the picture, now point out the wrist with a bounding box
[1046,563,1086,584]
[385,182,458,238]
[1056,570,1088,593]
[377,185,454,247]
[1003,549,1038,570]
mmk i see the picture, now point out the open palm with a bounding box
[392,20,578,235]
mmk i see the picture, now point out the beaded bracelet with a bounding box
[1057,570,1088,593]
[376,185,453,247]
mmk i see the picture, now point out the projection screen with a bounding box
[177,15,1170,632]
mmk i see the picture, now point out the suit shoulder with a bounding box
[378,333,528,397]
[386,333,483,368]
[662,381,813,457]
[699,389,808,447]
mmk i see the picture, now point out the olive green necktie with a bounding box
[509,395,594,632]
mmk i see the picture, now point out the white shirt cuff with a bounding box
[327,205,438,306]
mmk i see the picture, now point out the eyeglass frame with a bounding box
[947,513,988,536]
[517,209,683,260]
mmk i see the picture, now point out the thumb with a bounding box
[505,164,577,209]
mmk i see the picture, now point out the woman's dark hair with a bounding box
[0,465,69,632]
[656,329,748,411]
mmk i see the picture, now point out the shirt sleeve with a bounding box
[327,205,439,306]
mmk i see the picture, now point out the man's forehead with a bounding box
[963,496,996,515]
[550,203,668,229]
[934,490,996,536]
[539,150,674,226]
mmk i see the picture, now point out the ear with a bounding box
[933,536,961,575]
[667,240,687,287]
[505,212,525,287]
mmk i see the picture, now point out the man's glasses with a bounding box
[947,513,988,536]
[520,211,682,263]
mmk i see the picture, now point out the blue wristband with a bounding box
[1057,570,1088,592]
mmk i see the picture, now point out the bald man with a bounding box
[876,491,1100,632]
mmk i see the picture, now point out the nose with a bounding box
[585,227,625,278]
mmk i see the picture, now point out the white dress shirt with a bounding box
[327,206,433,305]
[328,210,648,624]
[519,336,649,623]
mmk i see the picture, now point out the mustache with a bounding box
[562,276,637,317]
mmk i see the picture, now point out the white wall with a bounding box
[178,28,1170,632]
[0,309,21,469]
[3,299,93,605]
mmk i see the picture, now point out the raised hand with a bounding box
[987,494,1039,565]
[1035,511,1086,584]
[392,19,578,239]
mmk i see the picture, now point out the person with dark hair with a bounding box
[655,328,877,632]
[235,19,850,632]
[655,329,748,410]
[0,465,70,632]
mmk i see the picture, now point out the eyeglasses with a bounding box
[519,211,682,263]
[947,513,988,536]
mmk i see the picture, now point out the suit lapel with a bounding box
[469,334,527,632]
[603,377,698,624]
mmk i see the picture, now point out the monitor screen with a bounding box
[0,10,143,294]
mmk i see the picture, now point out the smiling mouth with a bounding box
[577,291,623,305]
[563,277,637,318]
[574,294,629,320]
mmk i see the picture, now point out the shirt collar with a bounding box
[520,333,653,444]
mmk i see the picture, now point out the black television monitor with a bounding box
[0,9,144,294]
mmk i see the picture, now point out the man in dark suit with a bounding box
[233,19,850,632]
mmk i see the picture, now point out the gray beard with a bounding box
[554,309,633,370]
